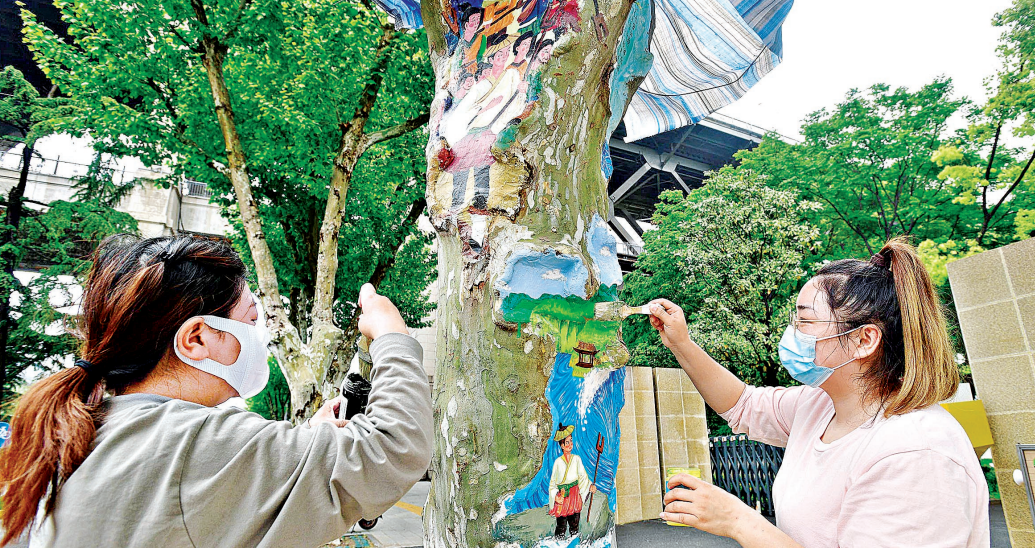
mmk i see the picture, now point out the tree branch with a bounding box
[364,111,431,149]
[981,122,1003,227]
[311,23,397,327]
[190,0,314,418]
[987,146,1035,227]
[984,122,1002,184]
[814,189,875,255]
[144,78,217,164]
[222,0,254,42]
[369,197,427,288]
[167,24,201,53]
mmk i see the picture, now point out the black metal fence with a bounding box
[709,434,785,516]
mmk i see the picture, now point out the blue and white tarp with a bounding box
[375,0,792,142]
[622,0,792,141]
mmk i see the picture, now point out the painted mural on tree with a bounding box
[425,0,592,258]
[472,215,631,547]
[363,0,794,545]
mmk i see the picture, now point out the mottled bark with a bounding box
[193,0,318,419]
[312,23,396,329]
[418,0,642,543]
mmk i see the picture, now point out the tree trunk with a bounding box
[192,0,322,420]
[0,144,33,402]
[419,0,645,544]
[192,1,431,421]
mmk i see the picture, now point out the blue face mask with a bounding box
[777,324,862,388]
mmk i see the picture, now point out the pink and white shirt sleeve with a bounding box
[719,384,813,447]
[717,384,989,548]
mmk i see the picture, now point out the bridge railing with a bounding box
[0,150,210,199]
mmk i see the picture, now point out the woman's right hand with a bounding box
[358,283,409,340]
[648,299,691,350]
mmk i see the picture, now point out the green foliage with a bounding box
[990,0,1035,139]
[980,458,1000,500]
[720,0,1035,378]
[624,171,821,388]
[915,239,985,288]
[734,79,978,260]
[1016,208,1035,239]
[248,356,291,421]
[20,0,437,340]
[1,65,135,402]
[5,200,137,393]
[0,66,73,147]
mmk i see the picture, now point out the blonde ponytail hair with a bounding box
[881,237,958,415]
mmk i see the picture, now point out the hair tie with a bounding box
[74,358,95,373]
[869,251,892,271]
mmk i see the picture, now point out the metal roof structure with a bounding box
[607,113,764,271]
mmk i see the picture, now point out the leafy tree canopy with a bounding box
[21,0,436,354]
[624,171,820,386]
[2,66,137,406]
[734,79,979,261]
[21,0,437,417]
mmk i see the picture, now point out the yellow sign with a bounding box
[940,400,994,457]
[664,467,701,527]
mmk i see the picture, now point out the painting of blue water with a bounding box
[504,353,626,516]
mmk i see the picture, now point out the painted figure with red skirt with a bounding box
[548,424,596,538]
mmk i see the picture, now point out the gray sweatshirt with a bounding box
[30,333,433,548]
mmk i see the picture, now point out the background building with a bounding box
[0,151,229,241]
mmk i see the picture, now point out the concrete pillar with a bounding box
[614,366,711,525]
[948,237,1035,547]
[615,367,660,524]
[654,368,712,484]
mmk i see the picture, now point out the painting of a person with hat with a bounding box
[548,423,596,538]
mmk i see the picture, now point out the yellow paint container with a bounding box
[664,467,701,526]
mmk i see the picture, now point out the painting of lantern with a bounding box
[573,341,598,378]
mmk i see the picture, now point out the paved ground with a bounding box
[4,481,1012,547]
[354,481,1013,548]
[346,480,744,548]
[614,503,1013,548]
[348,480,432,548]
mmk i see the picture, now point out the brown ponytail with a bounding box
[881,237,958,415]
[816,236,959,417]
[0,368,104,545]
[0,234,246,544]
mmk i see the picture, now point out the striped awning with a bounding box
[622,0,792,141]
[376,0,792,143]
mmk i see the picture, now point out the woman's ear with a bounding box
[175,317,211,362]
[854,324,882,362]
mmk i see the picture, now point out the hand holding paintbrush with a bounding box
[592,301,652,322]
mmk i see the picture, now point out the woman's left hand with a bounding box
[660,473,758,539]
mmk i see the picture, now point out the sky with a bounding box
[20,0,1018,161]
[717,0,1016,140]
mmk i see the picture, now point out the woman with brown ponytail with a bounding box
[0,234,433,547]
[648,237,989,547]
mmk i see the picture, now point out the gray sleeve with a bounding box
[179,333,433,548]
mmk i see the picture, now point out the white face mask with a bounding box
[174,315,270,398]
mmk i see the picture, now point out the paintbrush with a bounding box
[592,301,652,321]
